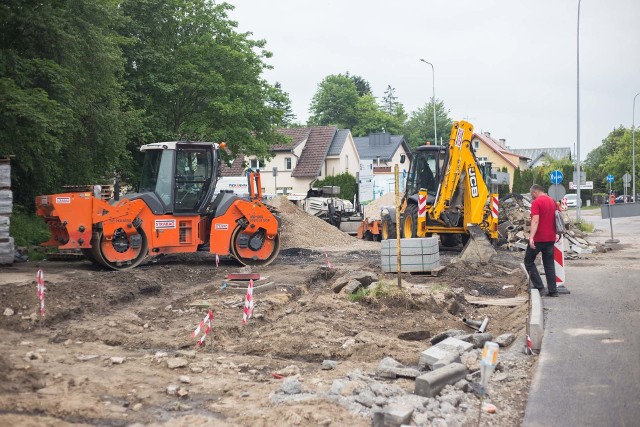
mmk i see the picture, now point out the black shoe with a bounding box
[542,291,559,297]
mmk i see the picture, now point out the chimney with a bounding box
[483,131,491,138]
[498,138,506,148]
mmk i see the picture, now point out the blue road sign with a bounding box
[607,174,614,183]
[550,170,564,185]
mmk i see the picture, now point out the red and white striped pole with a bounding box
[36,269,45,317]
[242,279,254,325]
[554,236,570,294]
[491,196,499,220]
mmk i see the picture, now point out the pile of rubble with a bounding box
[270,328,531,427]
[498,193,600,256]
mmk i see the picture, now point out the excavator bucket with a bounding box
[459,224,496,263]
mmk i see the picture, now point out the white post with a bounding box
[420,59,437,146]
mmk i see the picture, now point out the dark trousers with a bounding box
[524,241,557,293]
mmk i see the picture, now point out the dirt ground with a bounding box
[0,233,537,427]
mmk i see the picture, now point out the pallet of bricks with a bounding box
[0,159,12,265]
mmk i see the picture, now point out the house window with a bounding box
[250,158,265,169]
[285,157,292,170]
[478,156,488,163]
[473,141,479,149]
[345,155,349,172]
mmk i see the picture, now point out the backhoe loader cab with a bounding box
[36,141,281,270]
[405,145,446,203]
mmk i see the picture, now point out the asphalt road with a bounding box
[523,208,640,426]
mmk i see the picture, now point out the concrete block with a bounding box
[372,405,414,427]
[469,333,493,349]
[414,363,468,398]
[432,353,461,370]
[376,357,421,379]
[419,337,473,369]
[529,289,543,350]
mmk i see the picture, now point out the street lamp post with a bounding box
[420,59,437,145]
[633,92,640,203]
[576,0,582,221]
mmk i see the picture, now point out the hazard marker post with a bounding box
[554,236,570,294]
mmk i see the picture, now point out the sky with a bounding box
[227,0,640,161]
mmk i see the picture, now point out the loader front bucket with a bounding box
[459,224,496,263]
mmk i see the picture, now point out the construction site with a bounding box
[0,183,610,427]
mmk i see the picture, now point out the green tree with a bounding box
[346,72,372,97]
[308,74,360,129]
[585,126,636,195]
[269,82,297,127]
[0,0,135,207]
[119,0,286,181]
[402,99,453,148]
[314,173,357,201]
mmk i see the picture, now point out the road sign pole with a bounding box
[606,180,619,244]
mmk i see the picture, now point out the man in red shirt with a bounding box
[525,184,559,297]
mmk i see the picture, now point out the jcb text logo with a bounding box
[468,167,479,198]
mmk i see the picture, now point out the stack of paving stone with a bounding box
[0,159,13,264]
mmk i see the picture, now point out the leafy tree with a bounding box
[351,94,406,137]
[381,85,398,114]
[0,0,135,207]
[345,72,372,97]
[119,0,287,182]
[314,172,357,201]
[269,82,297,127]
[402,99,453,147]
[585,126,636,195]
[308,74,359,129]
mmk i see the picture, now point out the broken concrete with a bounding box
[376,357,421,379]
[419,337,474,369]
[415,363,469,398]
[372,405,414,427]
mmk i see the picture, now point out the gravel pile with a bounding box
[363,192,403,220]
[266,196,377,251]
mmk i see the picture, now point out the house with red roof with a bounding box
[471,131,529,190]
[219,126,360,196]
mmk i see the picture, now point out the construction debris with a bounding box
[498,193,599,254]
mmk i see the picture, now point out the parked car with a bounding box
[614,195,633,203]
[564,193,582,208]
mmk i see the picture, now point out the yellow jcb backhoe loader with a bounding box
[381,120,499,262]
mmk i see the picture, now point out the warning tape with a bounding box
[242,279,254,325]
[36,269,45,317]
[193,309,213,347]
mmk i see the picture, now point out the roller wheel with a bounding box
[230,225,280,267]
[402,203,419,238]
[90,228,148,271]
[381,216,396,240]
[81,248,100,266]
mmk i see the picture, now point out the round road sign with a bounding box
[548,184,566,202]
[550,170,564,185]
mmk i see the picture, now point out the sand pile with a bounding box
[266,196,378,251]
[363,192,403,220]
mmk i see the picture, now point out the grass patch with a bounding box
[10,209,50,247]
[574,219,594,233]
[348,280,413,306]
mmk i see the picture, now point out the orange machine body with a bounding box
[36,142,280,270]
